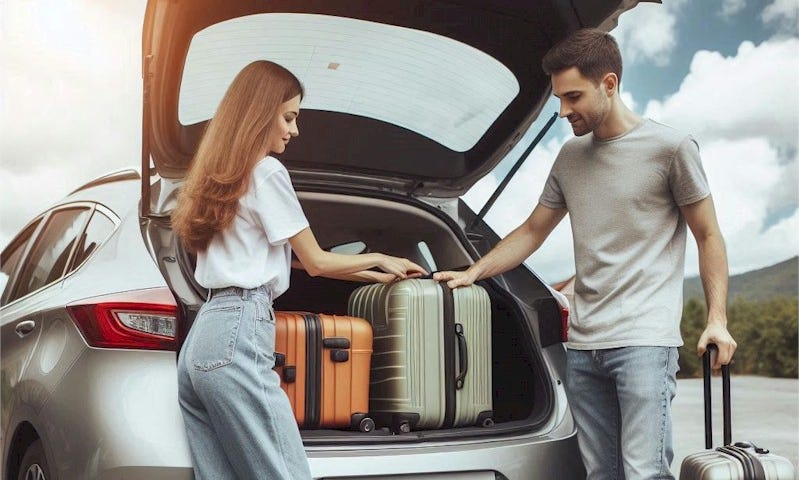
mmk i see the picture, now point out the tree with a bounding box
[678,298,707,378]
[680,296,798,378]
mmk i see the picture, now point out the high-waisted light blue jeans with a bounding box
[177,285,312,480]
[566,346,679,480]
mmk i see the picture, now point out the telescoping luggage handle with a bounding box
[703,345,774,475]
[703,344,773,457]
[703,344,732,448]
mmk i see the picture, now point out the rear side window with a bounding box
[68,210,116,272]
[9,207,91,303]
[0,219,41,306]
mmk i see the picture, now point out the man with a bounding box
[434,29,737,479]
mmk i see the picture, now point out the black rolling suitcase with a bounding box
[679,346,796,479]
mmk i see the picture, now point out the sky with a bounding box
[463,0,799,282]
[1,0,798,284]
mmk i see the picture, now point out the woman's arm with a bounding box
[289,227,427,280]
[291,259,398,283]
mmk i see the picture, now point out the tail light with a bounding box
[66,287,180,351]
[559,305,569,343]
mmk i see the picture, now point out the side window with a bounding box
[0,219,42,306]
[9,208,91,303]
[68,210,116,272]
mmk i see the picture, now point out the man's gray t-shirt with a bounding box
[539,119,710,349]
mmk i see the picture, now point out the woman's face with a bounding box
[267,94,301,155]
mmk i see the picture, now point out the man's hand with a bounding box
[697,322,737,370]
[433,269,478,289]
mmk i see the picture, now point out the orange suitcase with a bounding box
[273,311,374,432]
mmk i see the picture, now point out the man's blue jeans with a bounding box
[177,286,312,480]
[566,347,679,480]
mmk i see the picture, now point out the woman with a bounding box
[172,60,426,480]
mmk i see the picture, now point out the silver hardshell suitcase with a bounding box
[348,278,493,433]
[679,346,796,480]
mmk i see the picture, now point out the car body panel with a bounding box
[41,348,192,479]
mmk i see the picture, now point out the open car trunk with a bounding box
[153,187,564,444]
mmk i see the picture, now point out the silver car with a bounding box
[1,1,644,478]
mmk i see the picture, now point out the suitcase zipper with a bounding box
[441,283,456,428]
[304,313,321,428]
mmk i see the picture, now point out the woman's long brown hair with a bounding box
[172,61,304,252]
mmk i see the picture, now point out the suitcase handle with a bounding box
[455,323,468,390]
[703,344,732,448]
[421,265,471,280]
[274,352,286,368]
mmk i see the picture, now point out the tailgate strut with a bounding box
[469,112,558,230]
[141,54,153,218]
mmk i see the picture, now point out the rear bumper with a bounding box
[307,431,585,479]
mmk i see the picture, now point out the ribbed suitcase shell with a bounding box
[680,448,796,479]
[348,279,492,432]
[273,311,373,431]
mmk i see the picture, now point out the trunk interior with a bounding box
[165,188,556,444]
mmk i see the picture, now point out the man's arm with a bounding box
[433,203,566,288]
[681,195,737,368]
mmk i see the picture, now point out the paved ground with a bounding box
[672,375,798,476]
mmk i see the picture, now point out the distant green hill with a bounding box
[683,256,798,302]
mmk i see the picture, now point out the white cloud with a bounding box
[683,138,798,275]
[721,0,747,19]
[644,39,799,150]
[0,0,144,246]
[620,90,638,113]
[0,166,88,248]
[630,37,799,275]
[614,1,687,66]
[762,0,799,35]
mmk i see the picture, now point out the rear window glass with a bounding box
[180,13,519,152]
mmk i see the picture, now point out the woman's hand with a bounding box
[374,254,427,280]
[358,270,400,284]
[289,228,427,280]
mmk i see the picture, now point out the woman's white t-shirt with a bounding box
[194,156,309,297]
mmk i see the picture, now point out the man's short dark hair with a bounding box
[542,28,623,85]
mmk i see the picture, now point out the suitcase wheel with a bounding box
[351,413,375,433]
[476,411,494,428]
[358,417,375,433]
[397,421,411,434]
[382,414,418,434]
